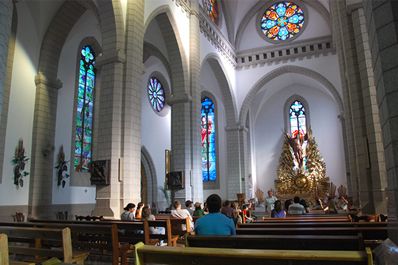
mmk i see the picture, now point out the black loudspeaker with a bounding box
[166,171,184,190]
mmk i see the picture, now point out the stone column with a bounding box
[350,3,387,214]
[225,125,245,200]
[330,0,387,213]
[92,49,125,217]
[0,0,14,183]
[189,1,203,203]
[363,0,398,242]
[29,74,62,217]
[0,0,12,119]
[119,0,144,210]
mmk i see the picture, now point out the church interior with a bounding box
[1,0,398,263]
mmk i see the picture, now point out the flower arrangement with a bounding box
[55,145,69,188]
[12,139,29,188]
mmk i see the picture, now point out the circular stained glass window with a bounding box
[260,1,305,42]
[147,77,165,112]
[203,0,219,24]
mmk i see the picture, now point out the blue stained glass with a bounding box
[201,97,217,182]
[261,1,305,42]
[74,45,95,172]
[147,77,165,112]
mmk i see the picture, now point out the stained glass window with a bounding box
[201,97,216,182]
[147,77,165,112]
[289,100,306,137]
[74,45,95,172]
[203,0,219,24]
[260,1,304,42]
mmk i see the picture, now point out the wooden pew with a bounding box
[134,242,373,265]
[238,221,388,228]
[0,226,88,264]
[23,219,177,264]
[186,234,364,250]
[236,226,389,245]
[260,215,351,222]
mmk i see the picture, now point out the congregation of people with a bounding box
[119,188,356,239]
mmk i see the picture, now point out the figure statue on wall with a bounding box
[286,132,308,171]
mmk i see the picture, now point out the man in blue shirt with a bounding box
[194,194,236,235]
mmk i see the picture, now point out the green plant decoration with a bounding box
[55,145,69,188]
[12,139,29,188]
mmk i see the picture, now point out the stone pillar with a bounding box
[92,50,125,217]
[0,0,12,119]
[0,0,14,183]
[363,0,398,242]
[189,1,203,203]
[118,0,144,211]
[225,125,244,200]
[29,73,62,217]
[169,93,193,202]
[330,0,387,213]
[350,4,387,214]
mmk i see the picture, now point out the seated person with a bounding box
[142,206,165,235]
[300,199,310,213]
[221,200,234,218]
[231,202,242,226]
[288,196,306,215]
[326,197,338,214]
[193,202,205,217]
[185,200,194,216]
[171,200,193,230]
[195,194,236,235]
[121,203,136,221]
[271,200,286,218]
[241,205,253,223]
[135,202,144,219]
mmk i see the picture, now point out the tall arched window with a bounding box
[289,100,306,137]
[201,97,216,182]
[74,45,95,172]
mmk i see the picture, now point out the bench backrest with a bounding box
[0,226,73,263]
[0,234,8,265]
[187,234,364,250]
[134,242,373,265]
[238,221,388,228]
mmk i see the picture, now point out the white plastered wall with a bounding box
[236,54,342,112]
[141,56,171,210]
[0,3,41,205]
[252,81,346,194]
[52,9,101,204]
[200,60,228,201]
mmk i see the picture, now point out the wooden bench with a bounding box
[25,218,178,264]
[0,226,88,264]
[239,221,388,228]
[236,226,389,247]
[186,234,364,250]
[260,216,351,222]
[134,242,373,265]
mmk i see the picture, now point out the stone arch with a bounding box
[141,146,158,206]
[234,0,330,48]
[239,65,343,126]
[29,0,124,215]
[143,41,172,86]
[0,0,17,183]
[200,53,237,127]
[144,5,188,96]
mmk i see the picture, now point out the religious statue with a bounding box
[276,128,329,199]
[286,132,307,170]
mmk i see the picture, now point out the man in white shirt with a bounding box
[288,196,306,215]
[171,200,193,230]
[265,190,278,213]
